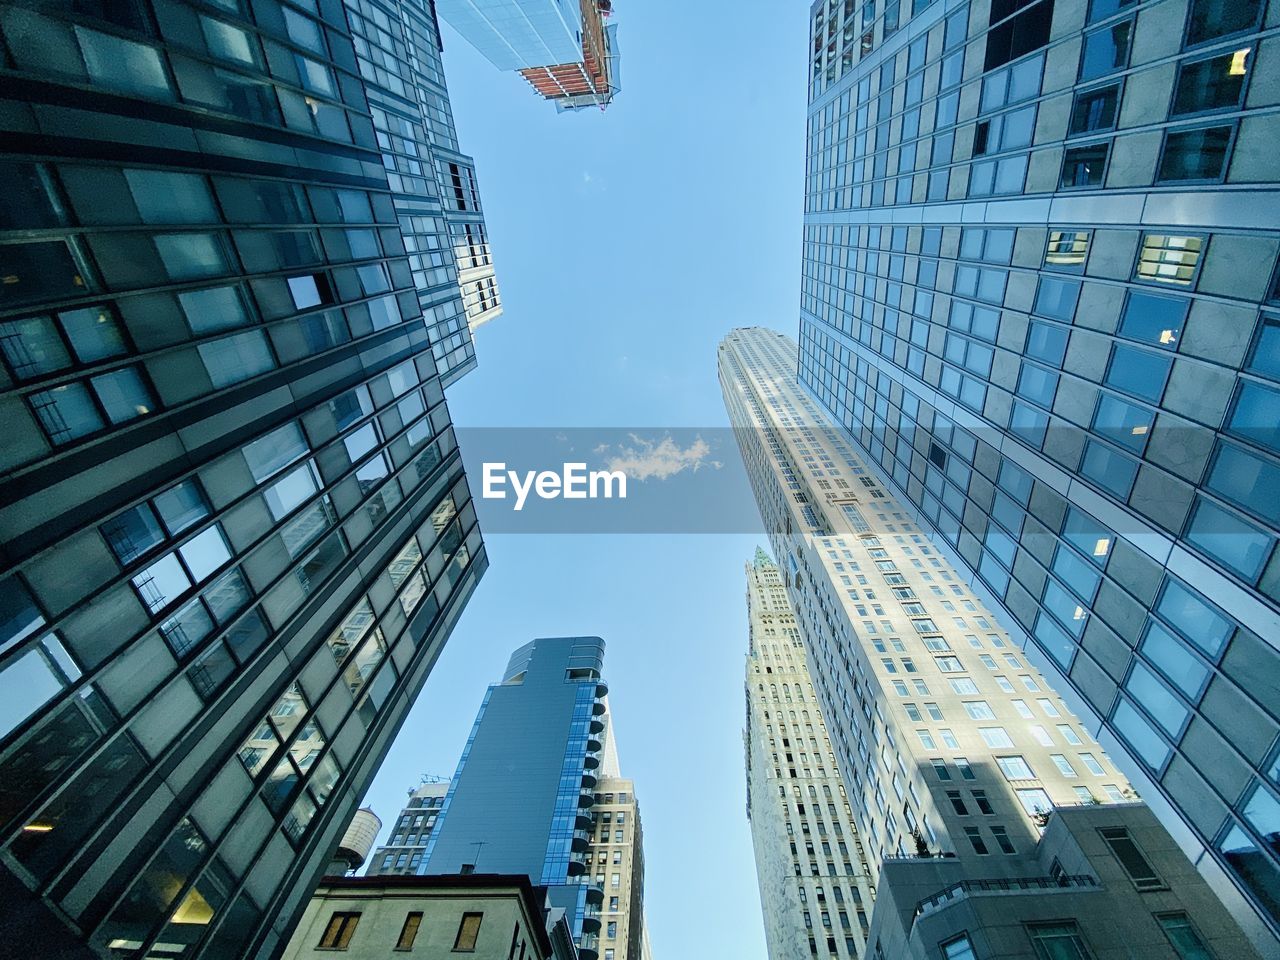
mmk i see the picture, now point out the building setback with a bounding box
[720,327,1261,959]
[745,548,878,960]
[435,0,621,111]
[0,0,491,955]
[794,0,1280,948]
[420,636,618,960]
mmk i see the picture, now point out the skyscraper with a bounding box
[0,0,489,956]
[744,548,877,959]
[342,0,502,385]
[587,775,647,960]
[794,0,1278,946]
[721,327,1262,959]
[421,636,645,960]
[365,780,450,876]
[435,0,621,111]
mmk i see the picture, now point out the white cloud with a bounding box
[601,435,721,482]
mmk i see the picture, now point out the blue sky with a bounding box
[360,3,810,956]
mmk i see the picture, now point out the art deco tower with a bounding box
[721,327,1260,959]
[745,548,877,960]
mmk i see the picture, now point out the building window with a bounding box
[997,756,1035,780]
[941,933,977,960]
[0,303,128,381]
[1155,913,1213,958]
[1027,921,1094,960]
[1044,230,1090,270]
[453,913,483,952]
[1135,236,1203,287]
[396,912,423,951]
[1216,823,1280,928]
[964,826,989,853]
[1070,85,1120,134]
[319,912,360,950]
[991,825,1016,853]
[1172,49,1250,115]
[1079,20,1132,80]
[1186,0,1263,45]
[1060,144,1108,188]
[1105,344,1171,403]
[1158,125,1233,182]
[1100,827,1164,888]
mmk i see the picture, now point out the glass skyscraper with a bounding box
[794,0,1279,948]
[435,0,622,111]
[420,636,620,960]
[0,0,490,956]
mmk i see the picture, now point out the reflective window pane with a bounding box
[90,367,155,424]
[179,526,231,582]
[243,421,308,483]
[198,329,275,388]
[30,381,105,444]
[153,480,210,536]
[1185,497,1273,581]
[0,315,71,378]
[102,503,165,565]
[1158,126,1232,182]
[133,552,192,613]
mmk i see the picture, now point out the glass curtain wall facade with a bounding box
[0,0,488,957]
[745,548,877,960]
[344,0,501,385]
[420,636,610,960]
[797,0,1280,948]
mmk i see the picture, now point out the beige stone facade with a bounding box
[746,549,878,959]
[280,874,575,960]
[586,775,647,960]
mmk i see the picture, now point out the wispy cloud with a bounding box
[600,434,721,482]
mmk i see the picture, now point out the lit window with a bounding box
[1135,236,1203,286]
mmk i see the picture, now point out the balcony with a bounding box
[591,700,606,717]
[575,810,593,830]
[586,735,602,753]
[581,882,605,905]
[915,874,1100,924]
[578,931,600,960]
[589,717,605,734]
[571,828,592,852]
[567,857,587,877]
[583,750,600,770]
[579,788,595,808]
[596,680,608,698]
[581,769,598,789]
[581,902,602,933]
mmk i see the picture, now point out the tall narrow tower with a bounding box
[745,548,877,960]
[420,637,648,960]
[721,327,1260,960]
